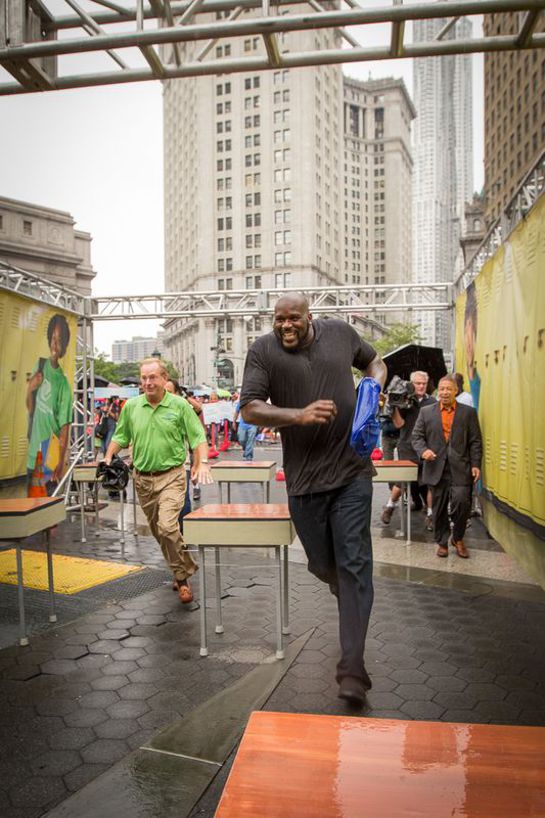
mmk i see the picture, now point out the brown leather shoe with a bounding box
[451,538,469,558]
[178,582,194,603]
[381,506,394,525]
[436,545,448,558]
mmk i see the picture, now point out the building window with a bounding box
[23,220,32,236]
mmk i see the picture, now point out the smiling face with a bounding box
[49,323,63,364]
[140,361,167,403]
[273,296,313,352]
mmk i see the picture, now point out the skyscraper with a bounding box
[483,11,545,224]
[412,16,473,348]
[163,13,414,386]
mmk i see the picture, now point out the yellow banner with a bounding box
[455,195,545,538]
[0,292,77,489]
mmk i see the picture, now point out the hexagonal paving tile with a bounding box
[395,683,436,702]
[117,683,158,700]
[48,727,95,751]
[77,690,120,710]
[31,749,81,777]
[80,738,129,765]
[90,675,129,692]
[63,709,108,728]
[105,699,150,719]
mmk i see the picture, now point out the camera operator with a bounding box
[381,371,435,527]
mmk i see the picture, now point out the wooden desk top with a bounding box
[375,460,418,468]
[0,497,64,516]
[215,712,545,818]
[210,461,276,470]
[185,504,290,521]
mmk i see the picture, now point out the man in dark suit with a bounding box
[412,374,482,559]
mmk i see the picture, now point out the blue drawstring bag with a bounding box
[350,377,381,458]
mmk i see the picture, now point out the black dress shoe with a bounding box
[338,676,367,707]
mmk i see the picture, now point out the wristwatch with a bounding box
[201,459,209,464]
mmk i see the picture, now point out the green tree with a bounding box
[92,352,179,384]
[93,352,118,383]
[368,323,423,357]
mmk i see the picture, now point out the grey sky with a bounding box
[0,3,484,356]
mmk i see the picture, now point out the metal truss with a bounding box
[91,282,452,320]
[1,0,544,95]
[455,149,545,296]
[0,261,87,315]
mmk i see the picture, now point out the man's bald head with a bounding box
[275,292,310,315]
[273,293,314,352]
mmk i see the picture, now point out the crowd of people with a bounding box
[379,369,482,561]
[97,291,482,708]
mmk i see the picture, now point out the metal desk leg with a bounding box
[119,491,125,549]
[227,483,231,504]
[266,482,270,503]
[78,482,87,543]
[199,546,208,656]
[282,544,290,635]
[399,483,407,541]
[214,546,224,634]
[15,543,28,646]
[45,529,57,623]
[407,488,412,545]
[94,481,100,538]
[275,546,284,659]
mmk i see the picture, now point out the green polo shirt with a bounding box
[112,391,206,473]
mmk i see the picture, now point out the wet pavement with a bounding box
[1,445,544,817]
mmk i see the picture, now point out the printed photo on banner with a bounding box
[0,292,77,495]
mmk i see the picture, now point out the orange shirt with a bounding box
[440,403,456,441]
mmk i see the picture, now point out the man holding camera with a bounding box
[381,371,435,527]
[412,374,482,558]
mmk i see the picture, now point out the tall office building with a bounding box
[163,12,414,386]
[412,16,473,348]
[343,76,414,326]
[483,12,545,223]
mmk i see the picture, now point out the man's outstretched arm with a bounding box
[241,399,337,428]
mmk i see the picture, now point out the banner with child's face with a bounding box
[455,194,545,549]
[0,292,77,491]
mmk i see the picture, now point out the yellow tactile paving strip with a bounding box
[0,551,143,594]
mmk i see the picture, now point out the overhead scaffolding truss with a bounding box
[0,0,544,95]
[91,283,452,321]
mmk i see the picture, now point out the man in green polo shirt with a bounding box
[104,358,213,603]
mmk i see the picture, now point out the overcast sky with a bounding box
[0,3,484,356]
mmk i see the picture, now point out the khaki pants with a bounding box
[134,465,197,582]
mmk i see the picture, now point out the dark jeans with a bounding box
[288,476,374,684]
[432,463,472,547]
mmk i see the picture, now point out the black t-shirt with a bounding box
[239,318,377,495]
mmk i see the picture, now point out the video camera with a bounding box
[382,375,417,417]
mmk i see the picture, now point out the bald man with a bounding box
[240,293,387,706]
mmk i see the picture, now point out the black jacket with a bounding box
[411,402,482,486]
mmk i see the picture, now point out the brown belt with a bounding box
[135,464,182,477]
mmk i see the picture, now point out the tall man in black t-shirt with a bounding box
[240,293,387,706]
